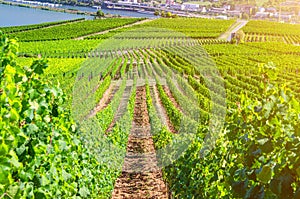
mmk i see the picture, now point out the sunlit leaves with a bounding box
[0,32,111,198]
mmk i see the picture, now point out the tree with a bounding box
[154,10,160,16]
[161,10,166,17]
[241,12,250,20]
[250,7,257,15]
[232,30,245,45]
[166,11,172,18]
[96,10,105,18]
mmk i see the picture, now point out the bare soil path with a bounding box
[111,86,169,199]
[150,85,176,134]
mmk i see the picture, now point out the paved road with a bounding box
[219,20,248,41]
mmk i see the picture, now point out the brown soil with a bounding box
[111,86,169,199]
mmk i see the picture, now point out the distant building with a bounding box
[224,5,230,10]
[266,7,277,13]
[118,0,138,3]
[277,11,295,21]
[210,7,226,14]
[170,3,183,10]
[235,4,255,15]
[227,10,242,17]
[166,0,174,6]
[182,3,200,11]
[254,11,270,18]
[258,7,265,12]
[281,0,300,6]
[201,7,207,13]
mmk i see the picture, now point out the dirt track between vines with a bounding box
[151,85,176,134]
[111,86,169,199]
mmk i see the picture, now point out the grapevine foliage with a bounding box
[0,32,107,198]
[163,84,300,198]
[225,84,300,198]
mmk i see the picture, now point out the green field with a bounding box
[1,17,300,198]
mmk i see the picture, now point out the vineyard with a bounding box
[1,17,300,199]
[242,20,300,45]
[0,18,85,34]
[3,18,144,41]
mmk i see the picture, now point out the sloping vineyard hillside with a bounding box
[1,17,299,198]
[242,20,300,45]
